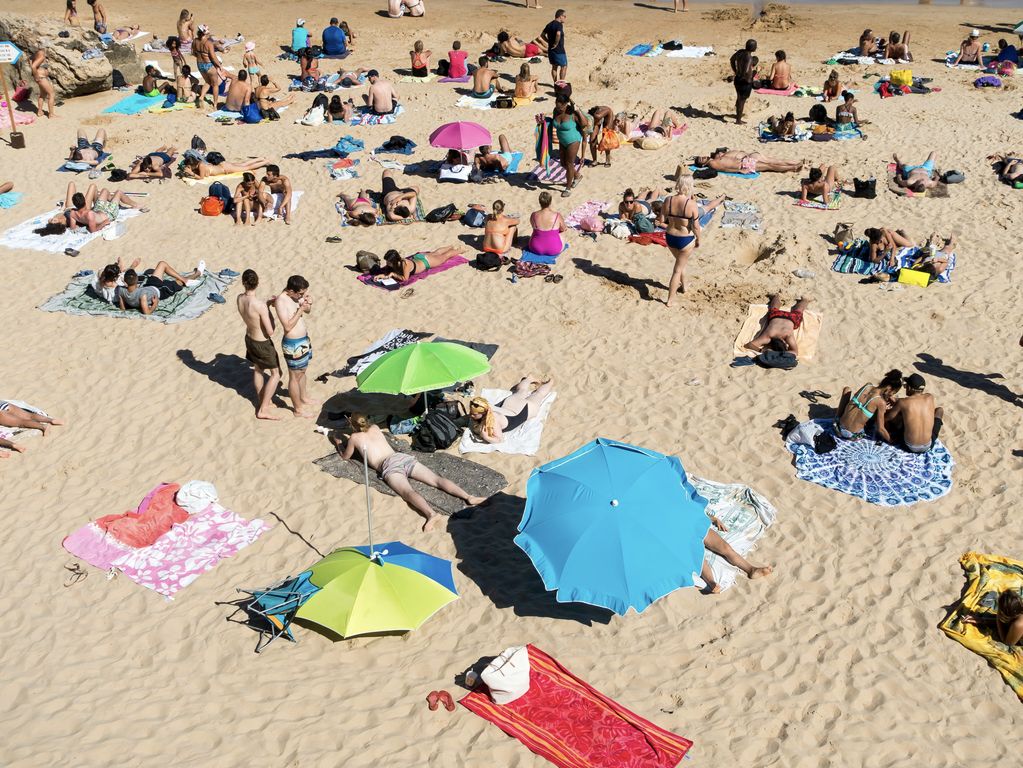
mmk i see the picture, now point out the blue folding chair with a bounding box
[236,571,318,653]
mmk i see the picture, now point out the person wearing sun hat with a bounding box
[291,18,309,54]
[952,28,983,66]
[242,41,261,77]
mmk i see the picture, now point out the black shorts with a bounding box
[381,175,399,196]
[734,79,753,101]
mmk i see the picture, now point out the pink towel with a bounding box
[357,255,469,290]
[438,75,471,83]
[566,200,610,229]
[755,83,798,96]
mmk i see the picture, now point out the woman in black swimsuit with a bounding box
[469,376,554,443]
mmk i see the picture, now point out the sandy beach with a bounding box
[1,0,1022,765]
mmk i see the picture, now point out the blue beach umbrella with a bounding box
[514,438,711,615]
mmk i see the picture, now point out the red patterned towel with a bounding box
[460,645,693,768]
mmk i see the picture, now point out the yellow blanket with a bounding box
[182,172,245,187]
[732,304,823,362]
[939,552,1023,701]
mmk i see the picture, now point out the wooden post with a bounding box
[0,63,24,148]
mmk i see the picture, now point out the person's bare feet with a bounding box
[749,565,773,579]
[467,495,489,506]
[256,408,283,421]
[295,408,317,419]
[422,513,440,532]
[39,423,50,436]
[50,418,66,426]
[703,581,721,594]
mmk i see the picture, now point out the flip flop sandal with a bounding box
[325,236,344,243]
[426,691,441,711]
[64,248,80,257]
[209,293,226,304]
[552,274,563,283]
[437,691,456,712]
[63,562,87,587]
[400,287,415,299]
[561,190,572,197]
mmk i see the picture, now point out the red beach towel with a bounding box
[94,483,188,548]
[460,645,693,768]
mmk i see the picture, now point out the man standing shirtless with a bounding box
[884,373,944,453]
[730,39,758,125]
[87,0,106,34]
[363,70,400,115]
[237,269,282,420]
[744,295,812,358]
[259,165,293,224]
[274,275,318,418]
[333,414,488,531]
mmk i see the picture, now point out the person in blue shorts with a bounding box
[543,9,568,83]
[274,275,318,418]
[893,151,939,193]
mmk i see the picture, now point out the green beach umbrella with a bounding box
[294,543,459,638]
[355,341,490,396]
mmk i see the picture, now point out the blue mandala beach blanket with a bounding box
[786,419,954,506]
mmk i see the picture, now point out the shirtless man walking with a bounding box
[274,275,318,417]
[744,295,812,358]
[258,165,293,224]
[237,269,282,420]
[884,373,944,453]
[362,70,399,115]
[332,414,488,531]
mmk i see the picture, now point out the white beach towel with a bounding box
[458,388,556,456]
[456,93,499,110]
[664,46,714,59]
[264,190,304,218]
[113,29,150,43]
[0,207,141,254]
[691,477,776,592]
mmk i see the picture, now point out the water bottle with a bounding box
[465,670,479,687]
[510,273,519,284]
[982,42,990,53]
[793,268,815,279]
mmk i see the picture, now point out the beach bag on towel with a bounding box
[890,69,913,87]
[425,203,457,223]
[633,213,656,234]
[786,420,823,448]
[852,177,876,199]
[410,411,460,452]
[578,215,603,233]
[481,646,531,705]
[461,207,486,227]
[241,103,263,123]
[597,128,620,152]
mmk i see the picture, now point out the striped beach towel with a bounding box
[461,645,693,768]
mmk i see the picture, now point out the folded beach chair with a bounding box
[236,570,318,652]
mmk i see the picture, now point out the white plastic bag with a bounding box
[481,646,530,705]
[786,420,823,448]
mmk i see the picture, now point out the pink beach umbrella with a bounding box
[429,121,492,150]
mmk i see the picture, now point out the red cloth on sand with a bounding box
[95,483,189,548]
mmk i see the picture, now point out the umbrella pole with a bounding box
[362,450,376,560]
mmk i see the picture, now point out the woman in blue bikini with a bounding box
[375,245,466,284]
[656,174,701,306]
[835,369,903,441]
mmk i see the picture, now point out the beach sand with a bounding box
[1,1,1021,765]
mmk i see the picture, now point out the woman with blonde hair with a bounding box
[469,377,554,443]
[410,40,431,77]
[514,63,538,102]
[655,173,701,306]
[483,200,519,255]
[177,9,195,45]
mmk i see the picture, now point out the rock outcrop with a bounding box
[0,14,144,98]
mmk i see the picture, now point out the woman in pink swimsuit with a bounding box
[526,191,566,256]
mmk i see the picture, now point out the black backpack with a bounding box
[425,203,457,223]
[410,411,461,453]
[853,177,877,199]
[208,181,235,214]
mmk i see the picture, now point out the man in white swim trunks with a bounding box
[332,413,488,531]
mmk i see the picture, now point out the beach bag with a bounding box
[191,134,207,153]
[206,180,234,214]
[578,215,603,233]
[813,432,838,454]
[493,96,515,109]
[481,646,531,706]
[461,208,486,227]
[162,92,178,109]
[897,267,930,287]
[597,128,620,152]
[890,69,912,87]
[786,420,823,448]
[439,163,471,183]
[692,168,717,180]
[852,177,876,199]
[356,250,380,272]
[607,222,631,240]
[206,151,226,166]
[425,203,457,223]
[833,222,854,245]
[475,252,503,271]
[755,350,798,370]
[410,411,460,452]
[437,58,450,76]
[199,195,225,216]
[633,214,656,234]
[942,170,965,184]
[241,103,262,124]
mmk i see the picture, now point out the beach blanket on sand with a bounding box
[459,388,556,456]
[940,552,1023,702]
[719,200,763,231]
[39,270,235,323]
[786,419,954,506]
[438,75,472,83]
[794,189,843,210]
[350,104,405,126]
[461,645,693,768]
[732,304,823,362]
[455,93,500,110]
[399,73,436,84]
[314,435,507,516]
[183,172,245,187]
[529,160,582,185]
[691,477,776,592]
[626,43,658,57]
[831,241,957,283]
[0,109,35,129]
[519,244,568,265]
[63,483,270,598]
[758,122,811,142]
[688,164,760,180]
[102,93,162,115]
[147,101,196,114]
[0,207,141,254]
[755,84,799,96]
[338,197,426,226]
[665,46,714,59]
[328,328,433,378]
[358,255,468,290]
[566,200,609,229]
[0,192,24,209]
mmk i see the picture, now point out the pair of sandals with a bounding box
[426,690,456,711]
[543,273,564,284]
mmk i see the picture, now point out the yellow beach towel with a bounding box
[182,172,245,187]
[732,304,823,362]
[939,552,1023,702]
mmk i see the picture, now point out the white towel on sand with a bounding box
[0,208,141,254]
[664,46,714,59]
[458,388,556,456]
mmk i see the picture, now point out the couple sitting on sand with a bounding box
[835,369,944,454]
[863,230,954,280]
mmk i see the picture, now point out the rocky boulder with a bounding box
[0,14,144,98]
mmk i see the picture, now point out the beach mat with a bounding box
[831,242,956,284]
[755,83,799,96]
[358,255,469,290]
[102,93,162,115]
[62,482,269,598]
[664,46,714,59]
[794,189,843,210]
[398,73,436,83]
[786,419,954,506]
[565,199,609,229]
[318,328,433,381]
[0,109,36,129]
[732,304,823,362]
[529,160,581,184]
[0,207,141,254]
[519,243,568,265]
[39,270,235,324]
[689,164,760,180]
[437,75,471,83]
[313,435,507,516]
[719,201,763,231]
[0,191,24,209]
[939,552,1023,702]
[691,477,776,592]
[183,172,245,187]
[460,645,693,768]
[458,388,556,456]
[350,104,405,126]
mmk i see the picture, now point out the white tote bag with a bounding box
[481,646,531,705]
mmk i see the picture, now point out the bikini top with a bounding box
[663,195,694,226]
[850,385,881,417]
